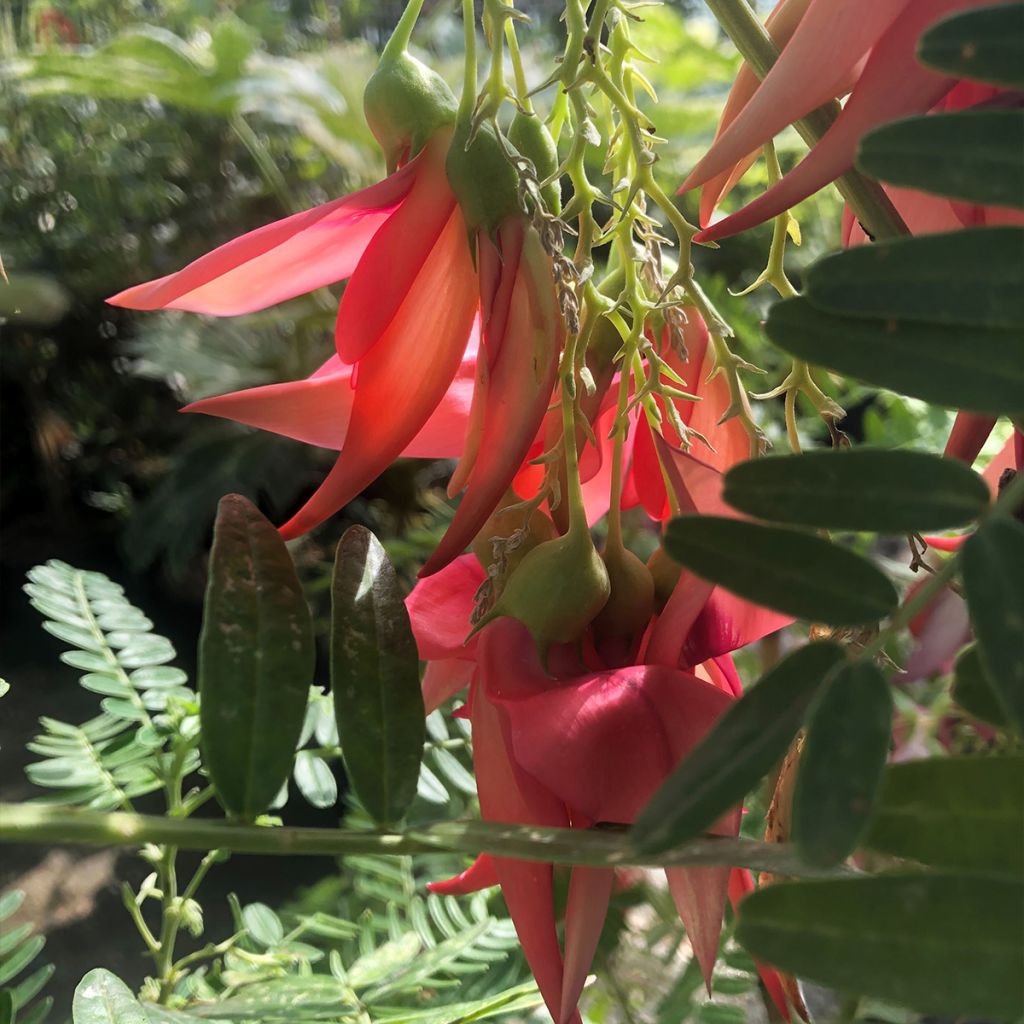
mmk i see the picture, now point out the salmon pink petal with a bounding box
[703,653,744,698]
[407,554,485,660]
[695,0,964,243]
[108,164,416,314]
[335,131,457,363]
[422,658,476,714]
[561,867,614,1024]
[945,413,997,465]
[277,205,478,539]
[427,854,499,895]
[420,224,560,577]
[682,589,792,667]
[184,344,477,457]
[696,0,813,224]
[666,854,736,989]
[903,584,970,681]
[646,568,715,668]
[471,661,572,1024]
[681,0,909,196]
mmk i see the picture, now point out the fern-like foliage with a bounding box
[0,891,53,1024]
[23,560,199,811]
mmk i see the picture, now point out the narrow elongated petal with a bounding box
[682,0,909,197]
[696,0,967,243]
[420,224,560,576]
[335,130,457,363]
[108,164,416,314]
[406,554,484,660]
[561,867,614,1024]
[427,854,499,895]
[422,657,475,714]
[666,857,736,989]
[944,413,997,465]
[184,343,477,456]
[277,205,478,539]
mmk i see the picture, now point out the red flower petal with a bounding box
[422,658,476,715]
[108,164,416,314]
[406,554,484,660]
[426,854,499,895]
[561,867,614,1023]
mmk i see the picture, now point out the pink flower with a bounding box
[681,0,1006,242]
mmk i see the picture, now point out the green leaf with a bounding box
[292,751,338,810]
[858,110,1024,209]
[766,297,1024,416]
[865,756,1024,876]
[330,527,424,826]
[199,494,314,819]
[0,990,13,1024]
[736,873,1024,1019]
[663,516,898,625]
[72,969,149,1024]
[723,448,989,532]
[241,902,284,949]
[792,661,893,865]
[961,516,1024,734]
[0,936,43,987]
[185,976,357,1019]
[952,643,1008,728]
[805,227,1024,329]
[633,642,845,854]
[919,2,1024,88]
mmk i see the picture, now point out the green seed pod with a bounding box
[648,545,683,613]
[481,527,610,666]
[446,121,522,237]
[508,111,561,213]
[471,497,559,578]
[363,51,457,171]
[594,543,656,648]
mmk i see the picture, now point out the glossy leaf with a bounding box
[961,516,1024,734]
[663,516,899,625]
[736,873,1024,1019]
[766,297,1024,416]
[919,3,1024,88]
[792,661,893,865]
[865,756,1024,875]
[952,643,1008,728]
[634,642,845,854]
[724,449,989,532]
[805,227,1024,329]
[331,526,424,826]
[199,494,314,819]
[858,111,1024,209]
[72,969,150,1024]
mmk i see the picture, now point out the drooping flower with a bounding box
[681,0,1006,242]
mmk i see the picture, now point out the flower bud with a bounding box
[446,122,522,237]
[594,543,655,652]
[471,498,559,578]
[647,546,682,613]
[480,528,610,666]
[363,51,457,171]
[508,112,560,213]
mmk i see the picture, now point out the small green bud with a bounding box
[364,51,457,171]
[508,112,561,213]
[472,498,559,580]
[481,527,610,666]
[446,121,522,237]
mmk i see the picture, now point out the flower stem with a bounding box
[703,0,908,241]
[383,0,426,60]
[458,0,477,124]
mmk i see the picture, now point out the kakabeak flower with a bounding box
[680,0,1011,242]
[109,20,561,577]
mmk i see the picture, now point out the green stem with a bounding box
[0,802,849,876]
[382,0,426,60]
[703,0,908,241]
[458,0,477,124]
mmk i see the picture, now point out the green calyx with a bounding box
[477,527,610,668]
[508,112,561,213]
[364,51,457,172]
[445,120,522,237]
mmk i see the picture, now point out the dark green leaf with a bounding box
[766,297,1024,416]
[919,3,1024,88]
[331,527,424,826]
[805,227,1024,329]
[952,644,1008,728]
[865,756,1024,875]
[72,969,150,1024]
[858,110,1024,209]
[633,642,845,854]
[736,873,1024,1019]
[793,661,893,865]
[961,516,1024,734]
[663,516,898,625]
[199,494,314,819]
[0,990,13,1024]
[724,449,989,532]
